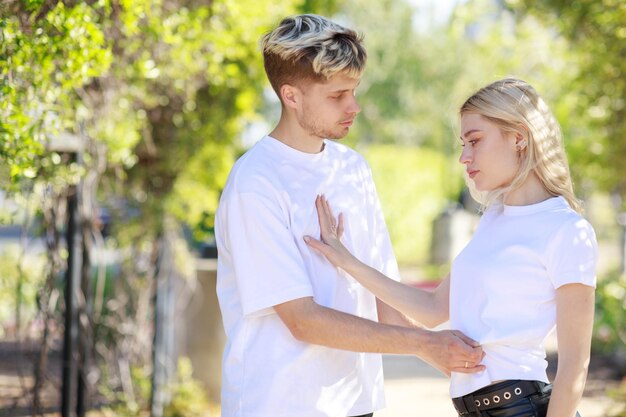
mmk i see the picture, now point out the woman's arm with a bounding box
[304,195,450,328]
[546,283,595,417]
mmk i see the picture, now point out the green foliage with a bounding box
[0,245,46,336]
[299,0,341,15]
[99,358,219,417]
[100,365,151,417]
[3,1,340,415]
[107,0,304,244]
[607,381,626,417]
[341,0,465,151]
[507,0,626,202]
[363,145,463,264]
[0,245,45,337]
[164,358,218,417]
[592,268,626,417]
[593,269,626,355]
[0,2,111,187]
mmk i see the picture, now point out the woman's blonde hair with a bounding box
[460,78,582,213]
[260,14,366,98]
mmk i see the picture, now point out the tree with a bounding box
[1,0,340,413]
[507,0,626,203]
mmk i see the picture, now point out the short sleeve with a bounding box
[546,218,598,289]
[221,191,313,316]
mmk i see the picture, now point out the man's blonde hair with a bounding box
[260,14,366,98]
[460,78,582,213]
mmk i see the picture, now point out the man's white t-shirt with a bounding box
[449,196,597,398]
[216,136,400,417]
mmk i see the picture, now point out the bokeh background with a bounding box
[1,0,625,416]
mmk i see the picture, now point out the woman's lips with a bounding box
[467,169,479,179]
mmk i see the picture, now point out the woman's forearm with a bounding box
[546,366,588,417]
[343,258,449,328]
[548,284,595,417]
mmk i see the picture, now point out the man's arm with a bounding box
[274,296,484,376]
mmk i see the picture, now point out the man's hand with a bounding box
[419,330,485,377]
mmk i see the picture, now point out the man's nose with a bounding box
[347,95,361,114]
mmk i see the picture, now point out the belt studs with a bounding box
[514,387,522,395]
[504,392,511,400]
[493,395,500,403]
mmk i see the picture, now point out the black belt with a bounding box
[452,380,548,415]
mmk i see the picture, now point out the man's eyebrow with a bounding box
[330,81,361,93]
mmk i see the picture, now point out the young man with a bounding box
[215,14,484,417]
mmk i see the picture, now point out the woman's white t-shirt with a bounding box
[216,136,400,417]
[449,196,597,398]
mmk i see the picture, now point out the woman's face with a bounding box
[458,113,521,192]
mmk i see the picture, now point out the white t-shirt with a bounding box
[216,136,400,417]
[449,196,597,398]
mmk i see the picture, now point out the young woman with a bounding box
[304,78,597,417]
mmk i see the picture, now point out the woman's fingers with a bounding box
[315,195,332,240]
[304,235,324,252]
[337,212,344,239]
[325,198,337,230]
[321,195,333,228]
[317,195,343,240]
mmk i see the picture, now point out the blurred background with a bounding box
[1,0,625,416]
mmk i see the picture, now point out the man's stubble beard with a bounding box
[298,106,348,140]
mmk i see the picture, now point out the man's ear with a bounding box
[280,84,300,109]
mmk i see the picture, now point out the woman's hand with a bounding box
[304,195,356,269]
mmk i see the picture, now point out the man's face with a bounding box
[295,73,361,140]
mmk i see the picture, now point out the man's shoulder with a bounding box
[224,140,277,194]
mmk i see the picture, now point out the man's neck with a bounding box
[269,119,325,154]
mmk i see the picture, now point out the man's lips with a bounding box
[339,119,354,127]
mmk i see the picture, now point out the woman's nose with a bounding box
[459,147,471,165]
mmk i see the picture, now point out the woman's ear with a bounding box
[516,134,527,150]
[515,125,529,151]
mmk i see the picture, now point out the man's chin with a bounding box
[325,130,349,140]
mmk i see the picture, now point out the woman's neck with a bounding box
[503,172,552,206]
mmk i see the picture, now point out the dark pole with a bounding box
[150,236,164,417]
[76,212,90,417]
[61,154,83,417]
